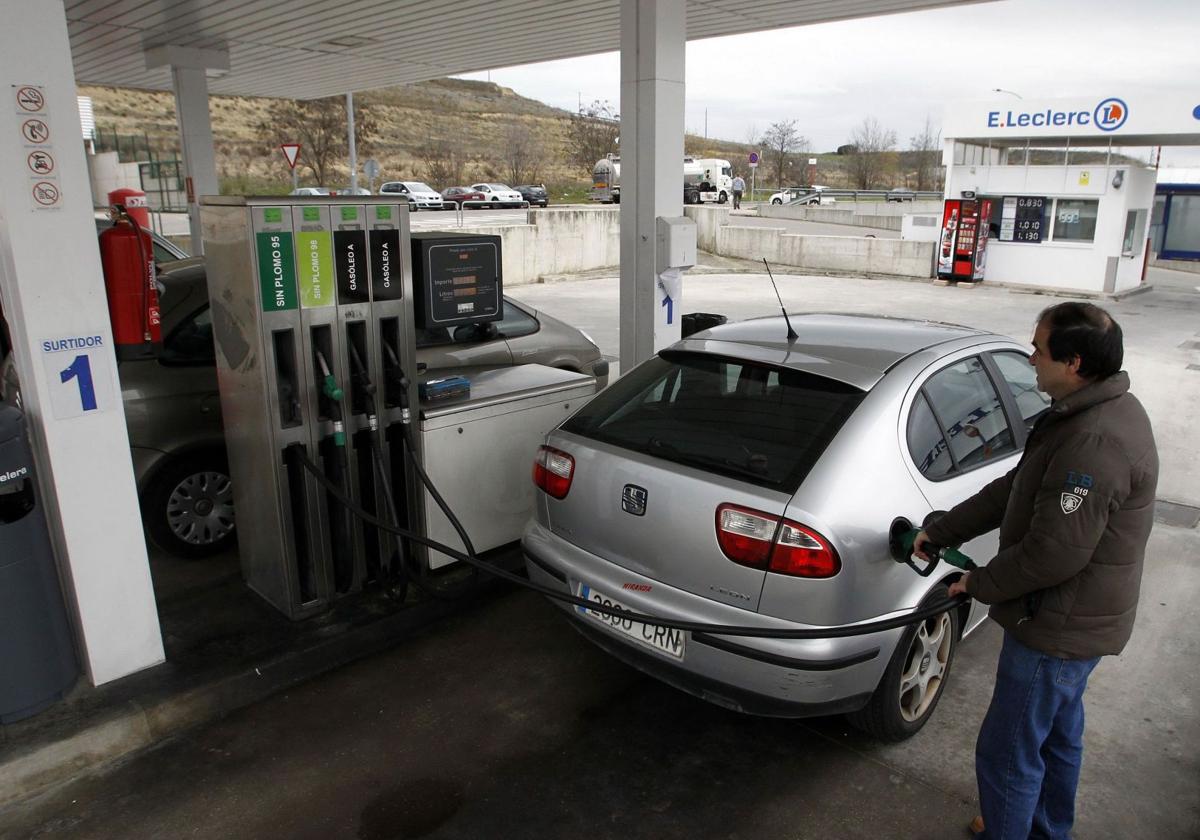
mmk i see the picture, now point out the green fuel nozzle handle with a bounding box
[893,527,977,577]
[322,375,344,402]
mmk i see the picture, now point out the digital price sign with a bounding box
[999,196,1046,243]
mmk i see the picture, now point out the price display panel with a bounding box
[999,196,1046,243]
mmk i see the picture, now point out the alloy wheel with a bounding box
[897,612,952,722]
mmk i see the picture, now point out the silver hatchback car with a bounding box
[524,313,1050,740]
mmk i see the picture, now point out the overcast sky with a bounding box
[460,0,1200,167]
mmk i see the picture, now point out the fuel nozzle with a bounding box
[315,350,345,446]
[347,342,380,429]
[889,518,976,578]
[382,342,411,420]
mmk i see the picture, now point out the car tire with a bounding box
[847,583,959,742]
[143,451,237,559]
[612,193,620,204]
[771,198,782,205]
[717,191,728,204]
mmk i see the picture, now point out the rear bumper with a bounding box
[522,520,899,718]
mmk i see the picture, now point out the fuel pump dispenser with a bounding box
[200,197,597,620]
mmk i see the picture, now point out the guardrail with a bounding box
[438,199,531,226]
[756,189,943,206]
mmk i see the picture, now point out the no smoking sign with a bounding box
[15,85,45,112]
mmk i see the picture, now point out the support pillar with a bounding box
[619,0,687,372]
[146,45,228,255]
[0,0,163,685]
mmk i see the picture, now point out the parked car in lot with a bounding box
[336,186,373,196]
[769,186,830,206]
[524,313,1049,740]
[289,187,332,196]
[886,188,916,202]
[470,183,525,207]
[379,181,444,210]
[515,184,549,207]
[440,186,488,208]
[1,259,607,559]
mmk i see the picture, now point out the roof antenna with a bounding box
[762,258,798,341]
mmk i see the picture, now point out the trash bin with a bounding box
[681,312,727,339]
[0,404,79,723]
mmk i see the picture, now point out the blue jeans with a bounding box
[974,632,1100,840]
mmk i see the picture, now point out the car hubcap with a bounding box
[166,470,235,546]
[898,612,952,722]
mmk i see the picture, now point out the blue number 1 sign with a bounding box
[60,354,98,411]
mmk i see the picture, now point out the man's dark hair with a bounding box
[1038,302,1123,379]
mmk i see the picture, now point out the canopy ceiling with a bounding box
[66,0,992,100]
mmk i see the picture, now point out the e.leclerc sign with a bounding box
[987,97,1128,132]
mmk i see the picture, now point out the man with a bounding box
[731,173,745,209]
[915,302,1157,840]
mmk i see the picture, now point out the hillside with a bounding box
[97,79,1128,195]
[84,78,769,195]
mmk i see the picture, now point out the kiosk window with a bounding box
[1052,199,1098,242]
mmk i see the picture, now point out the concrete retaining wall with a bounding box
[474,204,931,284]
[717,224,935,277]
[461,207,621,286]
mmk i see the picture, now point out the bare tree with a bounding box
[567,100,619,171]
[417,140,465,188]
[845,117,898,190]
[257,96,376,187]
[503,123,544,186]
[909,115,942,191]
[759,120,809,190]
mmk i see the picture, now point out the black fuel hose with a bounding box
[346,341,409,593]
[345,343,477,600]
[294,448,969,640]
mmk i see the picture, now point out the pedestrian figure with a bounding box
[732,174,745,209]
[915,302,1158,840]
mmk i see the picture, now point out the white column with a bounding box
[0,0,163,684]
[619,0,686,372]
[347,92,358,193]
[145,45,227,255]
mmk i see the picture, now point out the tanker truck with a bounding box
[591,155,733,204]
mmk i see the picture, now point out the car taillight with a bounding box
[715,504,840,578]
[533,445,574,499]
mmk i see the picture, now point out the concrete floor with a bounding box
[6,517,1197,838]
[5,267,1198,839]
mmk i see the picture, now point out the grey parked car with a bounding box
[2,258,607,559]
[524,313,1049,740]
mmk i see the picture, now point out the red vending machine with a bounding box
[937,198,992,282]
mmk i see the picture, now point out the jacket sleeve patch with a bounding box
[1060,470,1093,515]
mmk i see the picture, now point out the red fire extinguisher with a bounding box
[99,206,162,360]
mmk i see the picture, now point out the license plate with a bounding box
[576,583,685,660]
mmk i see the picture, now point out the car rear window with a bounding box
[561,351,865,491]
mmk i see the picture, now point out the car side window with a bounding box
[990,351,1051,434]
[917,356,1016,476]
[907,392,955,480]
[495,300,538,339]
[152,241,180,263]
[161,305,214,365]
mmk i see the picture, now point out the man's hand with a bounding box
[949,573,971,598]
[912,529,935,561]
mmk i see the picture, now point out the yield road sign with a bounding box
[280,144,301,169]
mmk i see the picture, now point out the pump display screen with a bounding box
[411,234,502,329]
